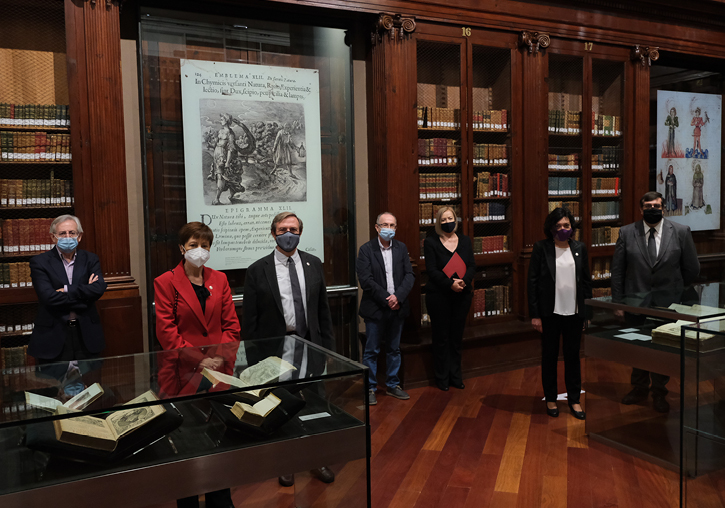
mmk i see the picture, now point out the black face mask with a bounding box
[441,222,456,233]
[643,208,663,225]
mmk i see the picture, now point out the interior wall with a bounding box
[121,39,149,351]
[353,58,369,332]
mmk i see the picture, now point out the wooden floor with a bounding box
[149,360,725,508]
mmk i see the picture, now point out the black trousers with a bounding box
[426,291,472,387]
[541,314,583,403]
[36,322,102,388]
[631,368,669,397]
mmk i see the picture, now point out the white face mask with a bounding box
[183,247,210,268]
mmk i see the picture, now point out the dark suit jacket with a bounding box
[356,238,415,321]
[243,250,334,375]
[29,248,107,359]
[527,239,592,320]
[611,219,700,300]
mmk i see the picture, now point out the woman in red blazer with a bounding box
[154,222,240,508]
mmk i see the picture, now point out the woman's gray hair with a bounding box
[50,215,84,235]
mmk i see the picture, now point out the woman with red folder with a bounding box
[527,208,591,420]
[424,206,476,391]
[154,221,241,508]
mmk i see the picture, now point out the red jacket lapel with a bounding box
[170,261,207,328]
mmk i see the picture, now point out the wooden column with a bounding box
[518,31,550,317]
[65,0,133,285]
[65,0,143,355]
[630,45,658,212]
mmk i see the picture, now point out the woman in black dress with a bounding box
[424,206,476,391]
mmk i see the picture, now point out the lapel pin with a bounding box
[306,262,310,266]
[209,286,213,290]
[575,253,579,256]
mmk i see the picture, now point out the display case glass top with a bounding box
[0,335,364,428]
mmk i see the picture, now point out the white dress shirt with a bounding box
[644,218,664,258]
[553,245,577,316]
[274,249,309,378]
[378,238,395,295]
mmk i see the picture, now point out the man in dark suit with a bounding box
[356,212,415,405]
[243,211,335,487]
[29,215,107,363]
[612,191,700,412]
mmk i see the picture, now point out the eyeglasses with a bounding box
[643,204,663,210]
[377,223,397,229]
[276,227,300,235]
[54,231,79,239]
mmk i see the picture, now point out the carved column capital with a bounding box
[631,45,659,67]
[89,0,117,8]
[372,13,416,45]
[518,31,550,55]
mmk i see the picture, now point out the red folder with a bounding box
[443,252,466,279]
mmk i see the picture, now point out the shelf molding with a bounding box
[518,31,550,55]
[631,44,659,67]
[372,13,416,44]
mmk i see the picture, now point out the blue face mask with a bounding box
[276,232,300,253]
[57,237,78,253]
[379,228,395,241]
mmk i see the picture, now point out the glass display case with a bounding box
[0,336,370,508]
[584,283,725,504]
[680,317,725,507]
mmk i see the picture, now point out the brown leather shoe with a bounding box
[278,474,294,487]
[311,466,335,483]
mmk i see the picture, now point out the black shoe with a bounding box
[568,402,586,420]
[546,404,559,417]
[311,466,335,483]
[278,474,294,487]
[653,395,670,413]
[451,381,465,389]
[621,388,649,405]
[436,381,449,391]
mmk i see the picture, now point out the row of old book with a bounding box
[591,258,611,280]
[473,143,509,166]
[473,202,507,221]
[473,285,512,318]
[548,110,583,134]
[592,287,612,297]
[0,104,70,127]
[548,153,580,171]
[0,178,73,207]
[592,113,622,136]
[548,177,581,196]
[419,173,461,200]
[0,262,32,289]
[417,138,459,166]
[592,200,620,221]
[1,131,72,161]
[592,146,621,171]
[417,107,461,129]
[0,306,34,335]
[418,203,462,225]
[417,84,495,112]
[1,218,56,254]
[471,110,508,131]
[475,172,510,198]
[592,177,620,195]
[1,346,32,376]
[473,235,509,254]
[548,200,581,220]
[592,226,621,246]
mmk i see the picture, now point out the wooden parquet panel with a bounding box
[146,360,725,508]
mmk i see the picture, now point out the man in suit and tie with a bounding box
[612,191,699,412]
[243,211,335,487]
[29,215,107,370]
[356,212,415,405]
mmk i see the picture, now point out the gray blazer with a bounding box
[611,219,699,299]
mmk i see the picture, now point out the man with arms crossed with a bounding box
[611,191,699,413]
[356,212,415,405]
